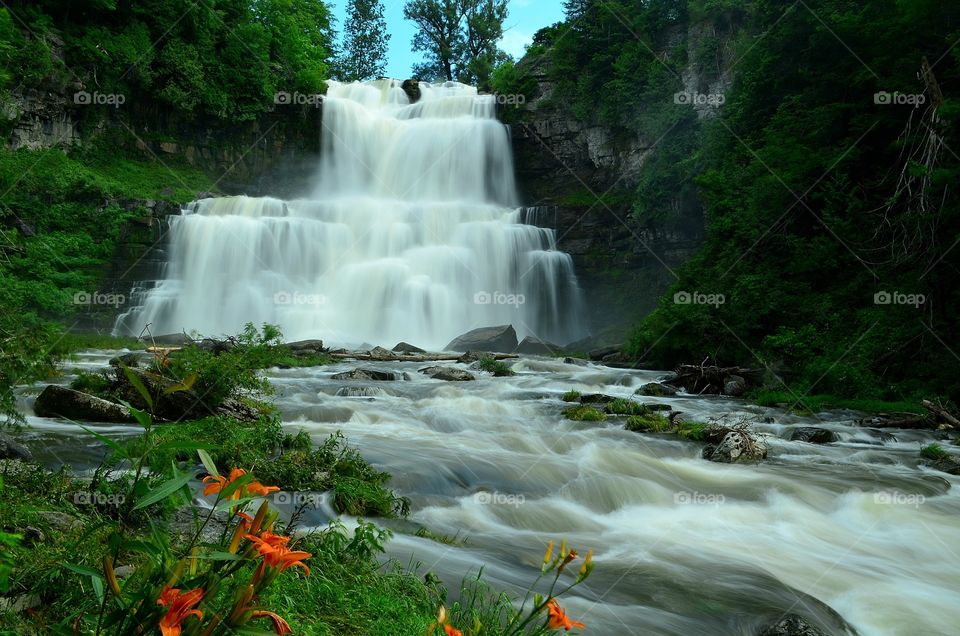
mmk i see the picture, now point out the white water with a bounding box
[24,353,960,635]
[114,80,585,349]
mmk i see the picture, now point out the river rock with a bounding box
[790,427,838,444]
[723,375,747,396]
[335,386,388,397]
[367,346,398,361]
[34,385,133,423]
[515,336,557,355]
[924,456,960,476]
[147,333,194,346]
[588,345,621,361]
[757,615,825,636]
[704,430,768,463]
[445,325,518,353]
[286,339,325,353]
[401,79,421,103]
[330,368,404,381]
[419,366,476,381]
[635,382,678,397]
[392,341,425,354]
[0,432,33,461]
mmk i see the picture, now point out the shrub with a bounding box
[561,390,581,402]
[563,405,606,421]
[478,357,516,377]
[921,443,950,461]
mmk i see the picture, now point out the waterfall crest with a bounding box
[115,79,586,349]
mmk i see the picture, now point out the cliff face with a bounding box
[510,18,738,344]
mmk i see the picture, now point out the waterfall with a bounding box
[114,79,586,349]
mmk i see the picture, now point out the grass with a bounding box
[750,390,923,415]
[921,443,951,461]
[624,413,710,441]
[607,398,648,416]
[562,404,607,421]
[477,357,516,377]
[561,390,581,402]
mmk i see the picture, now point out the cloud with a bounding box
[500,29,532,59]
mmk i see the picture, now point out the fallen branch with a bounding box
[922,399,959,429]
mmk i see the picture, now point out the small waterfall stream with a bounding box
[114,80,586,349]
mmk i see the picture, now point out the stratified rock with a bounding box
[635,382,678,397]
[0,432,33,461]
[368,346,397,361]
[790,427,838,444]
[392,342,425,354]
[330,368,404,381]
[703,430,768,463]
[419,366,476,381]
[515,336,558,355]
[445,325,518,353]
[757,615,825,636]
[34,385,133,423]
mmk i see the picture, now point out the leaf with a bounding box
[133,471,193,510]
[198,449,219,477]
[121,364,153,410]
[63,563,105,604]
[218,473,254,501]
[118,400,151,428]
[162,372,197,395]
[79,425,130,460]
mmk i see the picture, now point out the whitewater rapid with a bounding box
[114,80,586,349]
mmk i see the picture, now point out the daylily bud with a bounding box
[558,549,578,574]
[558,539,567,559]
[578,549,594,580]
[250,500,270,535]
[437,605,447,624]
[542,540,554,571]
[103,556,122,597]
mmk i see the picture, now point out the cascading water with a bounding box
[114,80,586,348]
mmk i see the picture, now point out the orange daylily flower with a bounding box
[244,531,291,553]
[546,599,585,632]
[251,610,293,635]
[443,625,463,636]
[157,586,204,636]
[202,468,279,500]
[259,544,312,575]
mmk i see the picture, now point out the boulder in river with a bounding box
[146,333,194,346]
[335,386,388,398]
[392,341,425,354]
[723,374,747,396]
[445,325,518,353]
[0,432,33,461]
[790,427,838,444]
[286,339,325,354]
[757,615,825,636]
[514,336,558,355]
[33,385,133,423]
[703,430,768,463]
[419,366,476,381]
[330,368,405,381]
[367,346,398,361]
[635,382,678,397]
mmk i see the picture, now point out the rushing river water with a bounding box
[20,351,960,636]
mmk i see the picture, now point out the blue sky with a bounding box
[326,0,566,79]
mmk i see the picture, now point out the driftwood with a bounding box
[664,361,762,395]
[857,413,931,429]
[922,400,959,429]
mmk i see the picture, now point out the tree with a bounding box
[403,0,508,88]
[340,0,390,81]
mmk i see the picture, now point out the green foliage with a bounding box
[70,370,114,395]
[607,398,647,416]
[625,412,672,433]
[478,357,516,376]
[749,390,923,415]
[920,443,950,461]
[561,390,581,402]
[562,404,606,421]
[339,0,390,81]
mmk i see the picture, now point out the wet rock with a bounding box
[563,356,588,365]
[392,341,425,354]
[578,393,619,404]
[588,345,621,361]
[401,79,421,103]
[419,366,476,381]
[644,403,672,411]
[445,325,518,353]
[704,430,768,463]
[34,385,134,423]
[723,375,747,396]
[601,351,637,368]
[924,457,960,476]
[757,615,825,636]
[330,368,404,381]
[113,367,257,422]
[0,432,33,461]
[368,346,398,361]
[335,386,388,397]
[457,351,487,363]
[635,382,677,397]
[286,339,325,353]
[147,333,194,346]
[38,511,82,531]
[22,526,45,545]
[790,427,837,444]
[515,336,558,355]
